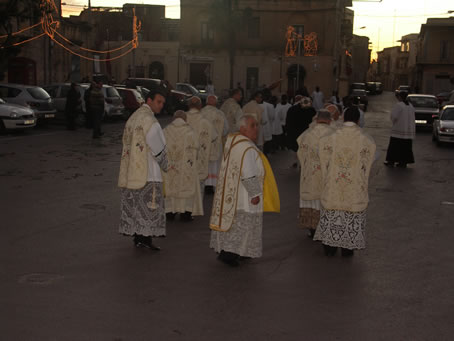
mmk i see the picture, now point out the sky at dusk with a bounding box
[62,0,454,59]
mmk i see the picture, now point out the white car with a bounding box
[0,83,56,122]
[432,105,454,145]
[0,98,36,131]
[407,94,439,127]
[80,84,125,119]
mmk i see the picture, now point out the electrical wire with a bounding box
[54,31,133,53]
[0,32,46,49]
[0,22,42,39]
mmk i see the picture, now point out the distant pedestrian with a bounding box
[65,83,81,130]
[220,88,243,135]
[314,107,376,257]
[205,80,215,95]
[186,97,217,200]
[84,81,95,128]
[311,86,324,111]
[118,90,169,250]
[237,82,245,106]
[201,95,229,193]
[275,94,292,150]
[90,81,105,139]
[243,91,265,150]
[384,91,415,168]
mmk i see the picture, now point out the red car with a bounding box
[117,87,144,116]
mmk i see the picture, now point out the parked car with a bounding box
[351,89,368,111]
[123,78,188,114]
[0,83,56,122]
[432,105,454,145]
[0,98,36,131]
[436,91,451,107]
[42,83,86,120]
[407,94,439,127]
[395,85,411,96]
[366,82,378,95]
[176,82,208,104]
[350,82,366,94]
[116,87,144,116]
[375,82,383,94]
[441,90,454,107]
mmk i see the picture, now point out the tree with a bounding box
[208,0,250,90]
[0,0,41,81]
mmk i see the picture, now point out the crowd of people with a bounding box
[117,85,416,266]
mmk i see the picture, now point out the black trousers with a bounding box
[92,110,103,137]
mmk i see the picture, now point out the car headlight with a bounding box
[10,112,19,118]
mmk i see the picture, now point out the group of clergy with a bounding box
[117,85,376,266]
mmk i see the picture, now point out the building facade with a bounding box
[416,17,454,94]
[179,0,353,99]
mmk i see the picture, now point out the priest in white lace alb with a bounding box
[209,114,267,267]
[297,109,334,238]
[163,111,203,222]
[118,90,169,251]
[185,97,218,201]
[314,107,376,257]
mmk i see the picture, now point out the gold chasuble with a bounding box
[210,133,280,232]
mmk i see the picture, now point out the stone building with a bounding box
[416,17,454,94]
[2,3,179,86]
[178,0,354,99]
[349,35,371,83]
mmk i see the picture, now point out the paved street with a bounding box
[1,92,453,340]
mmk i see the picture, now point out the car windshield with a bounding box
[441,108,454,120]
[106,87,120,98]
[408,97,438,108]
[399,86,410,90]
[352,83,365,90]
[27,87,50,100]
[352,90,366,96]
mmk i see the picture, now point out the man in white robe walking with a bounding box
[220,88,243,135]
[297,109,334,238]
[185,96,218,202]
[163,111,203,222]
[243,91,265,150]
[314,107,376,257]
[201,95,229,194]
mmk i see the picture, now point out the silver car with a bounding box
[0,83,56,122]
[0,98,36,131]
[432,105,454,145]
[42,83,86,114]
[407,94,439,127]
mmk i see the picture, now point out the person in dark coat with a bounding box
[65,83,81,130]
[285,96,317,167]
[90,81,105,139]
[285,96,317,152]
[84,81,96,128]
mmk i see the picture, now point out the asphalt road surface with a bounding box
[1,93,453,340]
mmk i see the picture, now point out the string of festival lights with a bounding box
[0,0,141,62]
